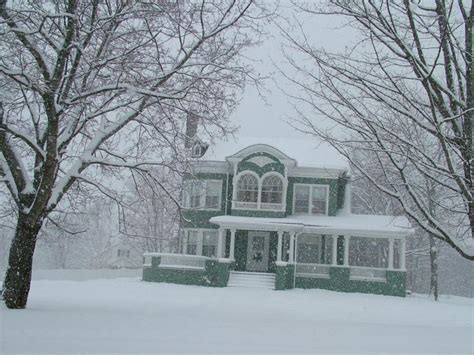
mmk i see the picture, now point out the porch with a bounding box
[143,214,410,296]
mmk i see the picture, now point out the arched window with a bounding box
[261,175,283,204]
[237,174,258,202]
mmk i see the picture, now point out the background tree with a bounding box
[0,0,267,308]
[280,0,473,262]
[119,168,181,254]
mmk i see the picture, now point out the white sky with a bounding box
[220,3,355,165]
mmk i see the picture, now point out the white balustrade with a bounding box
[259,202,284,211]
[295,263,331,278]
[143,253,209,270]
[349,266,387,281]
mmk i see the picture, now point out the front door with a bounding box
[246,231,270,272]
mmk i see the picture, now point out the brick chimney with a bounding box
[184,112,199,148]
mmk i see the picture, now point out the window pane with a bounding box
[184,180,204,208]
[185,231,198,255]
[297,234,320,263]
[202,230,217,257]
[261,175,283,203]
[294,185,310,213]
[311,186,327,214]
[349,237,388,268]
[237,174,258,202]
[204,181,221,209]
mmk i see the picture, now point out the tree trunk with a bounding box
[429,234,439,301]
[2,213,42,309]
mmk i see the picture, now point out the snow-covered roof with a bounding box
[202,136,349,170]
[210,213,412,238]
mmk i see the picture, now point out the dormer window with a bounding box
[192,144,202,158]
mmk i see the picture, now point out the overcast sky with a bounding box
[223,3,355,164]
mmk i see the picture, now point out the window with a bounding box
[236,174,258,202]
[184,230,198,255]
[182,229,217,257]
[296,234,321,263]
[261,175,283,204]
[349,237,388,268]
[204,180,221,209]
[192,144,202,158]
[293,184,328,215]
[117,249,130,258]
[183,179,222,210]
[202,230,217,257]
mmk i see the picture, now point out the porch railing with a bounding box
[143,253,209,270]
[295,263,331,278]
[349,266,387,281]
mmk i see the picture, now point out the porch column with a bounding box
[229,229,236,261]
[332,235,338,266]
[277,231,284,262]
[343,235,350,266]
[388,238,394,270]
[400,238,406,270]
[217,228,225,258]
[288,232,295,263]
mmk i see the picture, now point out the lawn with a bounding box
[1,270,472,354]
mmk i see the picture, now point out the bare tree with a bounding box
[0,0,267,308]
[280,0,473,261]
[119,168,181,254]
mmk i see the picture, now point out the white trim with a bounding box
[232,170,287,212]
[225,144,297,167]
[288,166,346,179]
[292,183,330,216]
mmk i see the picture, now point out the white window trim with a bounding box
[183,179,223,211]
[292,183,329,216]
[182,229,218,257]
[232,171,287,212]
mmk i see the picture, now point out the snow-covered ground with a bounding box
[1,270,472,354]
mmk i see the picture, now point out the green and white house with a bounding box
[143,140,411,296]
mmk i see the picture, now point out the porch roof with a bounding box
[209,213,412,238]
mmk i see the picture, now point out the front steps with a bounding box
[227,271,276,290]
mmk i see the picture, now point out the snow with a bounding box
[1,270,472,354]
[210,213,412,236]
[203,136,349,169]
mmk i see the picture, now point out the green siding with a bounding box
[142,257,230,287]
[234,230,248,271]
[295,267,406,297]
[337,176,348,210]
[275,263,295,290]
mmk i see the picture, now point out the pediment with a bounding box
[226,144,297,166]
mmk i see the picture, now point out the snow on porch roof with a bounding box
[209,214,412,238]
